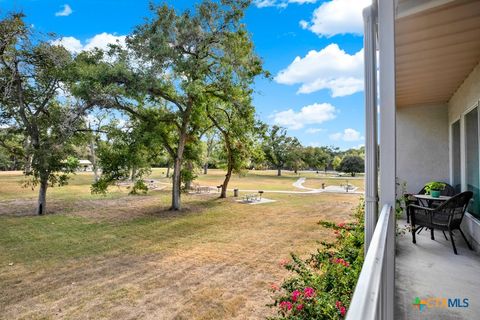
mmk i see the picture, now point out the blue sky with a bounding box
[2,0,369,149]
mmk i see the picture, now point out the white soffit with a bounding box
[395,0,480,108]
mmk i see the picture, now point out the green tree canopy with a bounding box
[263,125,301,176]
[74,0,265,210]
[206,93,257,198]
[338,155,365,177]
[0,13,93,214]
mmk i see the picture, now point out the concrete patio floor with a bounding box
[395,220,480,320]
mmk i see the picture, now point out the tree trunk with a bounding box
[170,104,193,211]
[204,134,215,175]
[36,177,48,215]
[89,137,99,182]
[170,130,187,211]
[24,154,33,174]
[166,165,171,178]
[23,137,33,174]
[171,157,182,210]
[221,166,232,199]
[294,168,298,174]
[130,166,137,182]
[221,143,234,199]
[277,167,282,176]
[184,161,193,191]
[11,156,17,171]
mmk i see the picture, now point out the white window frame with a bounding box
[449,117,461,188]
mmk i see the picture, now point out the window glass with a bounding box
[465,108,479,218]
[452,121,461,193]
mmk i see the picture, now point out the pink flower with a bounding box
[279,301,293,311]
[270,283,280,291]
[296,304,304,311]
[291,290,301,302]
[331,257,350,267]
[279,259,289,267]
[337,222,346,228]
[303,287,315,298]
[336,301,347,317]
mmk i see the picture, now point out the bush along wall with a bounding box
[268,200,365,319]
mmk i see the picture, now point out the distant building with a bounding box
[78,159,93,172]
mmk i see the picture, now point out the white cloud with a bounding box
[299,20,309,29]
[289,0,317,3]
[51,33,126,54]
[275,43,363,97]
[51,36,83,53]
[270,103,336,130]
[55,4,73,17]
[305,128,325,134]
[301,0,371,37]
[329,128,364,141]
[253,0,317,8]
[83,33,126,51]
[254,0,277,7]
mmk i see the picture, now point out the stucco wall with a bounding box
[396,104,449,194]
[448,61,480,251]
[449,61,480,121]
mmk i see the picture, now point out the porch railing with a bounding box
[346,204,395,320]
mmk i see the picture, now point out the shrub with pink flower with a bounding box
[336,300,347,317]
[269,200,365,319]
[303,287,315,298]
[291,290,301,302]
[279,300,293,311]
[331,257,350,267]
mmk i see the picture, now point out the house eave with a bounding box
[394,0,480,108]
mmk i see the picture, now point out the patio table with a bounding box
[413,194,451,203]
[413,194,451,210]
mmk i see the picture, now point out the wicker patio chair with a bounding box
[405,182,456,223]
[408,191,473,255]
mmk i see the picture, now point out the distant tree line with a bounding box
[0,1,364,215]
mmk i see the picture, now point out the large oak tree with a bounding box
[0,13,92,215]
[78,0,264,210]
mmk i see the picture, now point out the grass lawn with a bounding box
[191,169,302,191]
[0,169,361,319]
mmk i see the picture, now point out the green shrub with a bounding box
[268,200,365,319]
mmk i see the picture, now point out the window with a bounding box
[465,107,480,218]
[451,120,461,194]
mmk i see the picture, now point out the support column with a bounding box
[363,5,378,253]
[379,0,396,209]
[378,0,396,319]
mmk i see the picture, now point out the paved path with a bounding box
[223,178,361,195]
[156,177,363,195]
